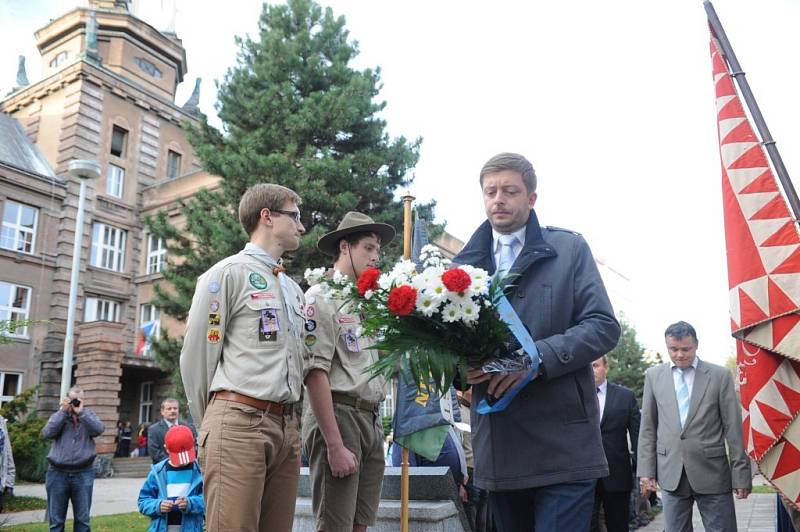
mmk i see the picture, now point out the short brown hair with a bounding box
[479,152,537,193]
[238,184,301,236]
[335,231,380,261]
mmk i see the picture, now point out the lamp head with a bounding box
[68,160,101,180]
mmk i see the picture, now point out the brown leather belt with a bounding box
[212,391,294,416]
[331,391,379,413]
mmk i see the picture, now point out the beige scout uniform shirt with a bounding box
[302,283,385,403]
[180,249,306,423]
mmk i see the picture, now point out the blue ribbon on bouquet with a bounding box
[476,294,541,414]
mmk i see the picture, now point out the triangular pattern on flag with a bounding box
[771,248,800,276]
[750,194,792,221]
[739,169,780,194]
[738,287,769,326]
[761,222,800,248]
[768,279,799,316]
[773,314,800,351]
[755,399,793,437]
[711,30,800,503]
[772,441,800,480]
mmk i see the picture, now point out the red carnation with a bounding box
[387,285,417,316]
[441,268,472,293]
[357,267,381,296]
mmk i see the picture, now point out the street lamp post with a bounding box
[60,160,100,398]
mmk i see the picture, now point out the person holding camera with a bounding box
[42,386,105,532]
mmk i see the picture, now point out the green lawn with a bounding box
[2,512,148,531]
[752,484,777,494]
[3,495,47,512]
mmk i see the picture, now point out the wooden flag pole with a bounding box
[400,192,415,532]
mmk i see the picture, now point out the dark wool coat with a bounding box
[454,210,620,491]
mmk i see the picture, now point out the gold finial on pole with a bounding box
[402,193,415,260]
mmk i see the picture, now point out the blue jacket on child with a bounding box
[138,459,204,532]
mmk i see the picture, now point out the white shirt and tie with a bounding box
[492,227,526,273]
[670,357,698,428]
[596,379,608,420]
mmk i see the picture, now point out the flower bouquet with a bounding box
[304,245,535,397]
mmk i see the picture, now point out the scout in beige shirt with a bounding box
[302,212,395,532]
[180,184,306,532]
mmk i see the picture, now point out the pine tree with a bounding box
[606,318,652,405]
[146,0,432,406]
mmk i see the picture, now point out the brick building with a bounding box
[0,0,212,453]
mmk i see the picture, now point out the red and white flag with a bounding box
[710,33,800,503]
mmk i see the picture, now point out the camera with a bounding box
[70,398,81,407]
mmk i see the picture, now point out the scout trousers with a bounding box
[199,396,300,532]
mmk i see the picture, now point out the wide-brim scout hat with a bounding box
[317,211,396,256]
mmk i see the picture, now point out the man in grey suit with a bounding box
[638,321,751,531]
[147,398,196,464]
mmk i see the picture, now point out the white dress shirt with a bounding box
[596,379,608,420]
[492,226,527,271]
[670,356,699,398]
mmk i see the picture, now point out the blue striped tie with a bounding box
[677,368,690,428]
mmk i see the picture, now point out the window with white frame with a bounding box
[0,282,31,338]
[139,381,153,424]
[1,200,38,254]
[138,303,161,357]
[106,164,124,198]
[146,235,166,274]
[90,222,126,271]
[0,372,22,407]
[84,297,121,322]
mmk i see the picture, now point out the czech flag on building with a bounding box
[136,321,157,356]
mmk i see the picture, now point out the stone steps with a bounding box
[111,456,152,477]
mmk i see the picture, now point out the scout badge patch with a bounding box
[249,272,268,290]
[260,308,280,333]
[343,328,360,352]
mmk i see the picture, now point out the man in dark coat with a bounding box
[591,355,640,532]
[147,398,196,464]
[456,152,620,532]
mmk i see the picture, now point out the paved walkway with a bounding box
[7,478,781,531]
[5,478,143,526]
[639,492,776,532]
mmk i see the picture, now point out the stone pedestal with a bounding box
[296,466,468,531]
[74,321,124,455]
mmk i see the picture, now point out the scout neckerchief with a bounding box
[242,243,297,334]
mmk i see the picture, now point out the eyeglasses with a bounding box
[272,209,303,225]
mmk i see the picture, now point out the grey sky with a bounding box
[2,0,799,365]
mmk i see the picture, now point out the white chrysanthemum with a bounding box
[378,272,395,290]
[415,292,440,316]
[483,299,493,308]
[364,289,374,300]
[304,267,326,285]
[441,302,462,323]
[332,269,348,285]
[458,299,480,324]
[392,259,417,277]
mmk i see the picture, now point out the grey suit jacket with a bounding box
[637,359,751,493]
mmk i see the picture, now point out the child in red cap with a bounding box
[138,425,205,532]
